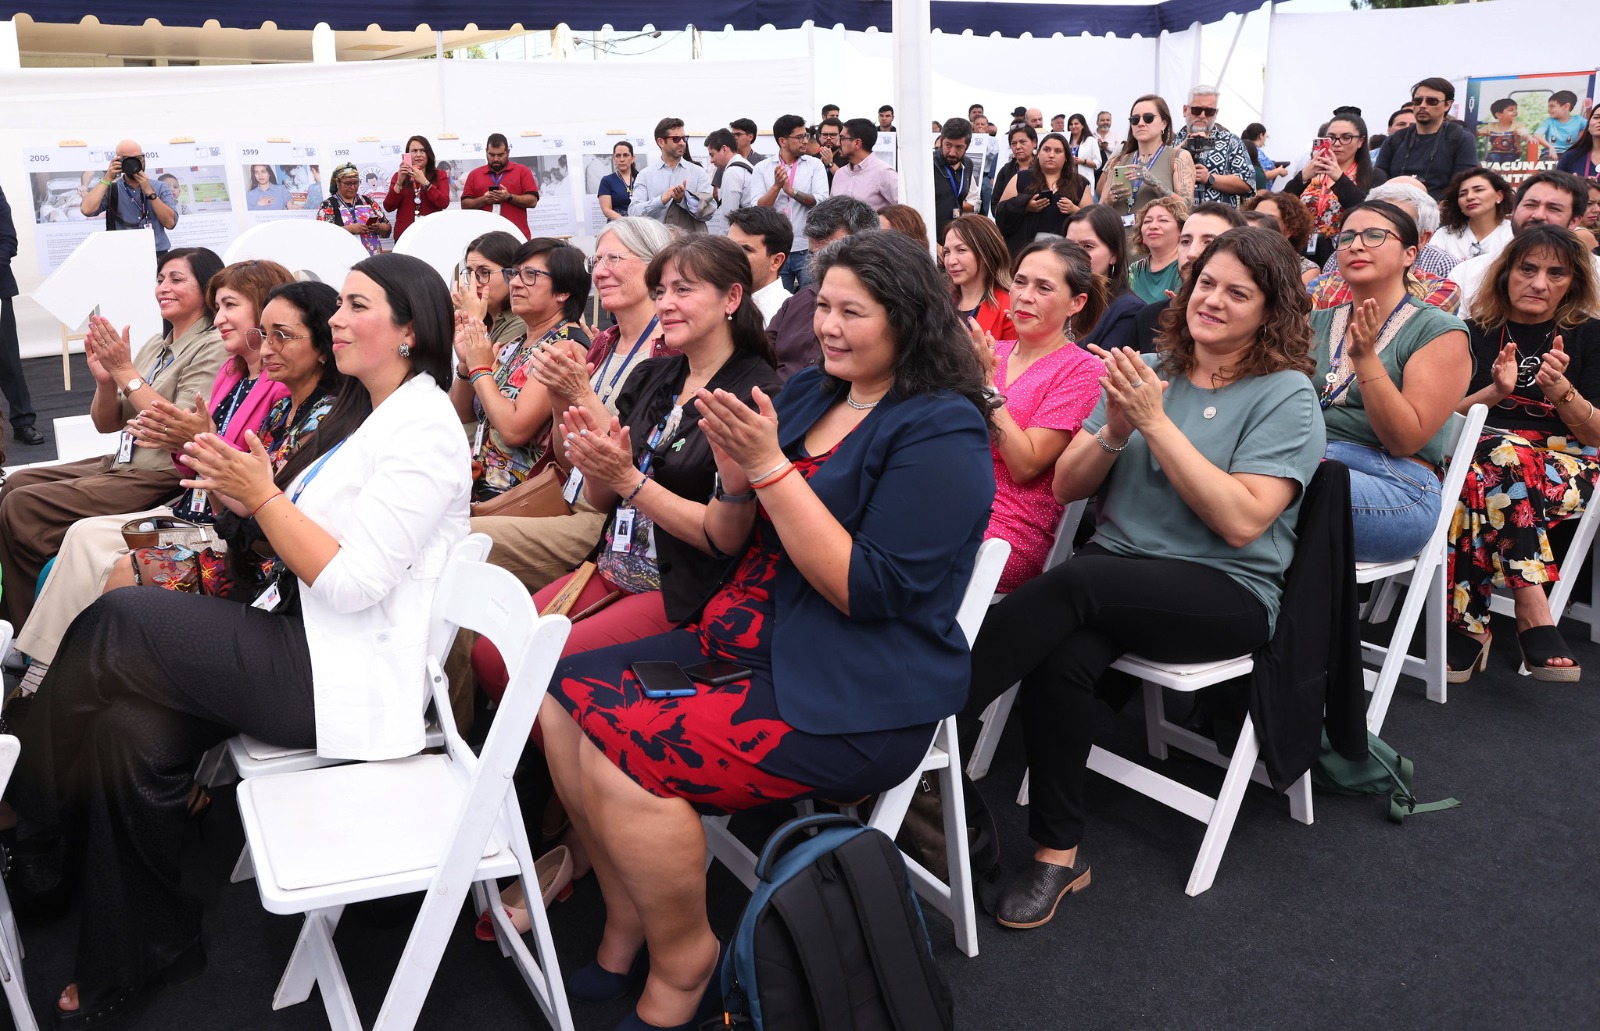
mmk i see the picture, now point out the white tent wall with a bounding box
[1264,0,1594,156]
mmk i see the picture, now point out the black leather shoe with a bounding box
[12,426,45,447]
[995,854,1091,929]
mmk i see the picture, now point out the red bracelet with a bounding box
[752,464,796,490]
[250,492,284,518]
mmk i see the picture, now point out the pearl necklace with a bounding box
[845,393,881,410]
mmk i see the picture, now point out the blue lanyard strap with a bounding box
[941,162,967,201]
[1320,299,1410,410]
[636,398,684,480]
[214,378,254,434]
[595,318,657,401]
[146,348,176,383]
[290,440,346,504]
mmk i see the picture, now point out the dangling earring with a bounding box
[726,311,735,321]
[398,342,412,358]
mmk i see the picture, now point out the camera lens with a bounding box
[121,155,143,176]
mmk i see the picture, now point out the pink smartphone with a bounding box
[1311,137,1333,161]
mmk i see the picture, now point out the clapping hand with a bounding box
[85,315,134,385]
[1536,334,1572,395]
[968,318,998,379]
[129,393,214,451]
[180,431,276,511]
[452,310,495,372]
[559,406,636,495]
[1346,298,1385,360]
[695,386,783,480]
[1489,341,1519,398]
[529,342,596,404]
[1090,344,1168,434]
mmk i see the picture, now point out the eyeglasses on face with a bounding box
[466,265,500,284]
[1129,112,1159,126]
[245,328,311,351]
[1411,95,1446,107]
[1327,133,1362,144]
[585,253,634,274]
[1188,106,1218,118]
[502,267,553,286]
[1334,227,1401,250]
[786,132,809,143]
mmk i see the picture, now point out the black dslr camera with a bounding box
[120,154,144,177]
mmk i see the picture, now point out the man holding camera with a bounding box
[1171,87,1255,208]
[78,139,178,258]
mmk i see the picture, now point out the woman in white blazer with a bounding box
[5,252,470,1028]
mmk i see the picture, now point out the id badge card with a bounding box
[951,207,961,223]
[561,467,584,505]
[1121,212,1136,228]
[190,489,208,512]
[251,581,284,611]
[611,507,635,554]
[472,420,487,456]
[117,430,135,463]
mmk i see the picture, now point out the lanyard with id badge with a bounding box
[116,347,177,463]
[610,400,684,558]
[562,318,659,506]
[251,441,345,612]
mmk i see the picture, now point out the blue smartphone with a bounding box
[632,661,698,699]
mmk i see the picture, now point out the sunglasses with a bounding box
[1411,95,1446,107]
[1188,106,1218,117]
[1129,113,1159,126]
[663,135,687,144]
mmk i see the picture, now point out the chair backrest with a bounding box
[955,538,1010,648]
[1043,498,1089,572]
[1429,404,1488,548]
[424,532,494,663]
[0,735,19,799]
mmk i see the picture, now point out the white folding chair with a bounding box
[1558,534,1600,645]
[966,499,1087,781]
[1357,404,1487,728]
[1485,463,1600,667]
[234,561,573,1031]
[201,533,492,795]
[0,723,41,1031]
[703,538,1011,959]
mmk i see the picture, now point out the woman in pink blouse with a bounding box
[383,135,450,240]
[974,239,1107,591]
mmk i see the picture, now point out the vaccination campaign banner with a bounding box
[1464,70,1596,187]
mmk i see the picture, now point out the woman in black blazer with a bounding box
[539,231,996,1031]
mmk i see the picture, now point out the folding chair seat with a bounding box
[234,560,573,1031]
[1356,404,1487,727]
[702,538,1011,958]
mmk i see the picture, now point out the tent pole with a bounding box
[1215,10,1249,92]
[310,22,336,64]
[892,0,934,247]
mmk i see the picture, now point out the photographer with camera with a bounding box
[317,162,392,256]
[78,139,179,258]
[1171,87,1256,208]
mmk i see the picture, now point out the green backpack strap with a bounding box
[1368,748,1461,824]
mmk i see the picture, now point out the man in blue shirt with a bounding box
[78,139,179,257]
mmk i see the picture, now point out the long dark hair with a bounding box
[1011,238,1108,340]
[405,135,438,181]
[161,247,225,318]
[811,232,998,430]
[1470,224,1599,332]
[1034,132,1076,192]
[1067,204,1131,294]
[1157,227,1315,385]
[263,281,354,489]
[941,215,1012,309]
[1326,114,1376,191]
[1121,94,1175,156]
[644,236,776,367]
[1066,113,1090,147]
[1438,167,1513,232]
[1340,200,1420,289]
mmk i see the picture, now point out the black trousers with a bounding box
[964,544,1269,851]
[9,587,315,990]
[0,295,35,431]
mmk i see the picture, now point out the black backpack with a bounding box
[714,813,956,1030]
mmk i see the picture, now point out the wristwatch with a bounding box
[123,376,145,394]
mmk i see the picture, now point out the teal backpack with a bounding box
[1312,730,1460,823]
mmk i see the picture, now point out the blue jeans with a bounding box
[779,250,810,293]
[1327,441,1442,563]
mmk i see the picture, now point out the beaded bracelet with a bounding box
[623,476,649,504]
[1093,427,1128,454]
[470,368,494,386]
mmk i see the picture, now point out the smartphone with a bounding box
[632,661,698,699]
[683,660,754,687]
[1311,137,1333,162]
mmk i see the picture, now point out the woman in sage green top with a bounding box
[1311,200,1471,563]
[967,227,1325,931]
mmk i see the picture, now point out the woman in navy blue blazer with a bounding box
[538,230,996,1031]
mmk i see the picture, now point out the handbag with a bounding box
[469,465,572,520]
[120,516,214,551]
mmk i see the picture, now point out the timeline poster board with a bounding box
[581,133,651,235]
[873,131,898,171]
[1464,70,1596,186]
[238,140,323,223]
[339,138,407,219]
[152,140,235,255]
[515,135,581,239]
[434,136,487,210]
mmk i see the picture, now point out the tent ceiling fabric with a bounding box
[2,0,1261,37]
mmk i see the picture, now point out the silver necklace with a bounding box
[845,393,881,410]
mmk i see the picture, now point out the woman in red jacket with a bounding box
[383,135,450,240]
[941,214,1016,342]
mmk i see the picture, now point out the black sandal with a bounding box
[1446,629,1491,685]
[1517,626,1582,683]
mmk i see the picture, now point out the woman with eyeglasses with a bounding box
[598,141,639,221]
[1283,114,1387,268]
[1099,95,1196,250]
[9,260,298,691]
[1445,225,1600,683]
[1433,167,1514,264]
[317,161,391,255]
[1311,200,1470,563]
[450,230,525,348]
[451,238,592,502]
[382,134,450,241]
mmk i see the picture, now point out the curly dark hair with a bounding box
[1244,193,1314,256]
[1438,167,1514,232]
[811,231,998,430]
[1469,224,1600,333]
[645,235,777,367]
[1156,227,1316,386]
